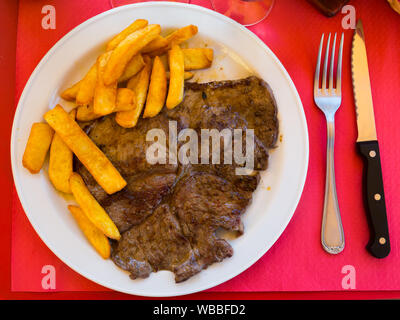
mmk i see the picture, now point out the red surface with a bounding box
[3,0,400,299]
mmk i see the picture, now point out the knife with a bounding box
[351,19,390,258]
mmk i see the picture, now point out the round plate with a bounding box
[11,2,308,297]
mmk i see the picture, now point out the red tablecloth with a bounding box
[8,0,400,297]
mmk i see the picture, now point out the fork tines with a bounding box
[314,33,344,96]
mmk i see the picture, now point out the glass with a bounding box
[110,0,189,8]
[210,0,275,26]
[110,0,274,27]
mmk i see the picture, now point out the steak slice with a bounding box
[112,204,201,282]
[83,114,177,177]
[166,76,278,161]
[171,172,252,268]
[101,173,177,232]
[76,164,177,233]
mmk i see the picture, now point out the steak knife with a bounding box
[351,20,390,258]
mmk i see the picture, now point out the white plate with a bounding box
[11,2,308,297]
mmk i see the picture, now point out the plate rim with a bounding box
[11,2,309,297]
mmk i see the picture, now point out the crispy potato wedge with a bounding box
[76,104,99,122]
[103,24,161,85]
[69,108,77,119]
[69,173,121,240]
[184,71,194,80]
[78,96,131,120]
[166,45,185,109]
[49,108,76,193]
[49,132,73,193]
[106,19,148,51]
[116,88,136,111]
[48,109,76,193]
[183,48,213,70]
[151,25,198,56]
[142,35,168,54]
[60,81,81,101]
[115,56,152,128]
[167,71,194,80]
[143,56,167,118]
[22,123,54,174]
[118,54,145,83]
[166,25,198,46]
[76,63,97,105]
[126,72,140,90]
[94,51,117,116]
[44,105,126,194]
[68,205,111,259]
[77,88,135,121]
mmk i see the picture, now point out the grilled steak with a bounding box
[76,76,278,282]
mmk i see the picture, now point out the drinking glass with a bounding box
[110,0,189,8]
[210,0,275,26]
[110,0,274,27]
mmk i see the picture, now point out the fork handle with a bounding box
[321,120,345,254]
[357,141,390,258]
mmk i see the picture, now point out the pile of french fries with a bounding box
[22,20,214,259]
[62,21,213,126]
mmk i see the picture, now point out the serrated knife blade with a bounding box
[351,20,377,142]
[351,19,390,258]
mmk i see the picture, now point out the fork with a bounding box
[314,33,345,254]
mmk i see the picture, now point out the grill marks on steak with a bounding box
[171,172,253,269]
[166,77,278,171]
[112,204,201,282]
[86,114,177,177]
[103,173,177,233]
[75,76,278,282]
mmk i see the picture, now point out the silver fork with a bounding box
[314,33,345,254]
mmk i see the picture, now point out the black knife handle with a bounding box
[357,140,390,258]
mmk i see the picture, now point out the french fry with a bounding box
[106,19,148,51]
[69,108,77,118]
[60,81,81,101]
[94,51,117,116]
[126,69,142,90]
[166,25,198,46]
[22,123,54,174]
[48,110,76,193]
[118,54,145,83]
[116,88,136,111]
[141,35,168,54]
[166,45,184,109]
[143,56,167,118]
[103,24,161,85]
[49,133,73,193]
[69,173,121,240]
[184,71,194,80]
[150,25,198,56]
[167,71,194,80]
[68,205,111,259]
[183,48,213,70]
[115,56,152,128]
[76,104,99,122]
[76,63,98,105]
[44,105,127,194]
[77,88,135,121]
